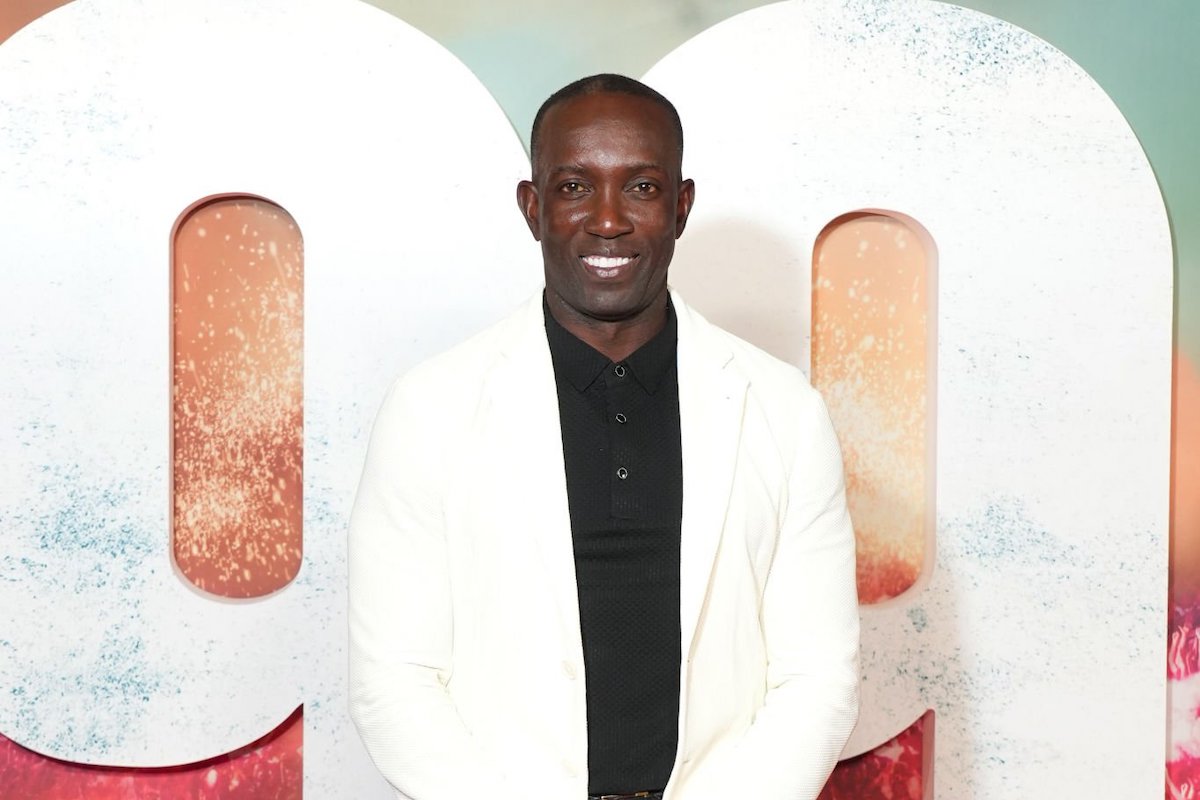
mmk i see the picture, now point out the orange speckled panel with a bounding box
[172,197,303,598]
[812,213,934,604]
[0,0,71,44]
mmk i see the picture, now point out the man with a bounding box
[349,74,859,800]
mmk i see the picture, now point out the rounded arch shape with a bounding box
[646,1,1171,794]
[812,208,938,605]
[171,194,304,600]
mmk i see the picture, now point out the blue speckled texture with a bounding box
[0,1,537,797]
[645,0,1172,795]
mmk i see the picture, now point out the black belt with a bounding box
[588,792,664,800]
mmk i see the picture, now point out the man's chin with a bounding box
[577,291,669,325]
[546,280,669,324]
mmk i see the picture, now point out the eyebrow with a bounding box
[545,164,587,177]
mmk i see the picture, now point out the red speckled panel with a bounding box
[0,707,302,798]
[1168,352,1200,800]
[822,714,927,800]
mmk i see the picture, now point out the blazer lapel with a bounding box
[482,296,583,653]
[673,292,749,656]
[475,292,748,661]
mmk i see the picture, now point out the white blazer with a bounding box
[348,290,859,800]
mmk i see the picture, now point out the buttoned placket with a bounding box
[607,361,638,517]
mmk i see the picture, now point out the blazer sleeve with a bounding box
[347,376,524,800]
[679,389,861,800]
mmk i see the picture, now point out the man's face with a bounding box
[517,92,695,328]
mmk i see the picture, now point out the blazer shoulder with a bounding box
[677,294,818,399]
[376,297,542,429]
[727,328,829,434]
[675,294,831,451]
[390,297,535,397]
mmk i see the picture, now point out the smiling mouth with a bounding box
[581,254,637,278]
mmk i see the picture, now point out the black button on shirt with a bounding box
[544,299,683,796]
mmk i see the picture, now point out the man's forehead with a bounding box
[542,91,671,132]
[534,92,681,174]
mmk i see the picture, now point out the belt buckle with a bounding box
[597,793,654,800]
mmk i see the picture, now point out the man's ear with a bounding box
[516,180,541,241]
[675,178,696,238]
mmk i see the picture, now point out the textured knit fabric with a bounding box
[544,300,683,796]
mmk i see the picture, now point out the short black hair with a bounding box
[529,73,684,172]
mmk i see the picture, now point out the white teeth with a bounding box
[582,255,633,269]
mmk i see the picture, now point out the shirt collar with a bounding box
[543,296,678,395]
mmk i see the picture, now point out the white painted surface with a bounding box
[646,1,1171,795]
[0,0,536,796]
[0,0,1173,796]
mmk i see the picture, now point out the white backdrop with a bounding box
[0,0,537,796]
[0,0,1173,797]
[647,1,1172,796]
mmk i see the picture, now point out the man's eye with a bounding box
[631,182,658,194]
[560,182,585,193]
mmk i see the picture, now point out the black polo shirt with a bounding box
[544,299,683,795]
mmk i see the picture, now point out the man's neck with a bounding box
[545,291,669,363]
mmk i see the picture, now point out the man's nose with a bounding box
[584,187,633,237]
